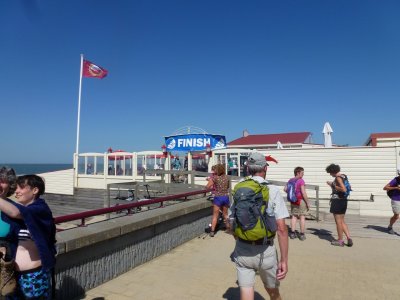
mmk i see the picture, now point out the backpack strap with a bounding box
[335,174,345,185]
[240,177,267,190]
[251,178,269,198]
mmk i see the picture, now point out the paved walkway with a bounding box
[80,215,399,300]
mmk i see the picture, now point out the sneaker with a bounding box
[331,239,344,247]
[388,227,395,235]
[298,233,306,241]
[209,231,215,237]
[347,238,353,247]
[289,231,297,239]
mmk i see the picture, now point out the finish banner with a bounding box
[164,134,226,152]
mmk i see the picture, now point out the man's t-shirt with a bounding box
[388,177,400,201]
[295,178,305,200]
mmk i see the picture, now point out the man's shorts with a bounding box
[213,195,230,207]
[232,239,279,289]
[391,200,400,214]
[291,200,308,216]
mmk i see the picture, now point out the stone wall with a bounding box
[55,198,211,300]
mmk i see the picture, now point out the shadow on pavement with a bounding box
[307,228,333,242]
[364,224,389,233]
[223,287,265,300]
[364,224,400,236]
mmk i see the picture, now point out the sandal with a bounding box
[347,238,353,247]
[331,239,344,247]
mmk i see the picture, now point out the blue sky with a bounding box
[1,0,399,163]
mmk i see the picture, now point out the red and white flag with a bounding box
[82,59,108,79]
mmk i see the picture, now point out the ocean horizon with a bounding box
[0,163,72,175]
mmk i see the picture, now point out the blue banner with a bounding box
[165,134,226,152]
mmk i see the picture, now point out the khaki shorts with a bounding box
[232,240,279,289]
[291,200,308,216]
[391,200,400,214]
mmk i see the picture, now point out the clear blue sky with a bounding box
[1,1,399,163]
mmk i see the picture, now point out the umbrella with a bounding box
[191,154,206,159]
[276,141,283,149]
[108,150,132,160]
[322,122,333,147]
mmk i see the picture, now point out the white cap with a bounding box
[247,152,269,167]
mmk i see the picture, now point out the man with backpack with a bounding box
[285,167,310,241]
[383,167,400,234]
[230,152,289,300]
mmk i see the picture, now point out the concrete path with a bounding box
[80,215,399,300]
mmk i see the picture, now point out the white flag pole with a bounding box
[75,54,84,155]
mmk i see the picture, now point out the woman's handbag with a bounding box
[0,243,16,296]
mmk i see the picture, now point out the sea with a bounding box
[0,164,72,175]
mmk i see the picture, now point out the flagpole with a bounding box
[75,54,84,155]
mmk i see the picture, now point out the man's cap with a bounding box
[247,152,269,167]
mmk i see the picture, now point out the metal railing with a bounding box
[56,170,323,229]
[104,169,211,208]
[54,189,210,229]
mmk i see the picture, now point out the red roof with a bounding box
[365,132,400,146]
[228,132,312,146]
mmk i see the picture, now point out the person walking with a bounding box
[207,164,230,237]
[231,152,289,300]
[383,168,400,234]
[285,167,310,241]
[172,156,181,170]
[326,163,353,247]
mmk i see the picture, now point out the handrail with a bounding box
[55,189,210,228]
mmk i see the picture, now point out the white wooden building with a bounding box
[41,143,400,217]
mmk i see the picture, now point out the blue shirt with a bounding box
[6,198,56,271]
[0,212,11,238]
[388,177,400,201]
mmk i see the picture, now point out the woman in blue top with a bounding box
[0,167,16,238]
[0,167,19,296]
[0,172,56,300]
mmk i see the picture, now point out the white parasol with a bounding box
[322,122,333,147]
